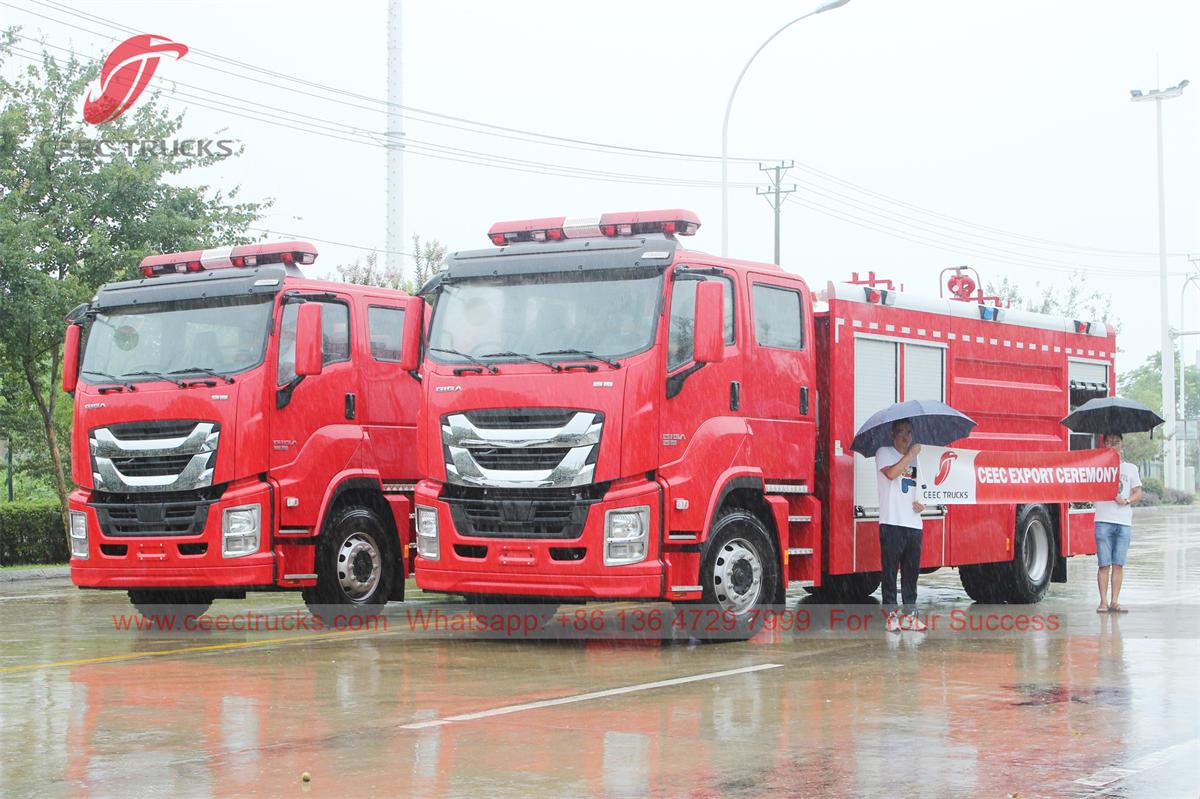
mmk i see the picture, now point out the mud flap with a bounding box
[1052,553,1067,583]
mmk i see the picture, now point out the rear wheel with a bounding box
[127,589,213,622]
[306,504,396,614]
[1000,505,1054,604]
[808,572,882,603]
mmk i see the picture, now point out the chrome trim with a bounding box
[442,412,601,449]
[89,421,218,494]
[441,410,602,488]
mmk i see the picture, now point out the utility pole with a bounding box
[1131,78,1188,489]
[756,161,796,265]
[386,0,405,278]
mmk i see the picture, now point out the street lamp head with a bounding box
[816,0,852,12]
[1177,79,1190,90]
[1131,89,1143,98]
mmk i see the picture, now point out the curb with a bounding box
[0,566,71,583]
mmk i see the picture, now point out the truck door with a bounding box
[659,268,741,469]
[360,301,420,481]
[744,273,817,483]
[271,293,362,523]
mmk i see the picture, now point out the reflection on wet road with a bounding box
[1,507,1198,797]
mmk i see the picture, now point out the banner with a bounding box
[913,446,1120,505]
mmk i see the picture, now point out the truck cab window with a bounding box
[667,275,735,372]
[752,284,804,350]
[277,300,351,385]
[368,306,406,362]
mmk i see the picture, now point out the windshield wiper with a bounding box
[537,349,621,369]
[168,366,235,384]
[480,351,563,372]
[427,348,499,374]
[120,370,187,388]
[80,370,135,392]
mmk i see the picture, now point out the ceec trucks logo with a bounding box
[934,450,958,486]
[83,35,189,125]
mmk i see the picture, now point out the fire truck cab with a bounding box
[410,209,1115,616]
[63,242,424,617]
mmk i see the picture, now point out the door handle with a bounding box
[730,381,741,411]
[800,386,810,415]
[345,392,357,420]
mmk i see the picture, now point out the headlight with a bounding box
[69,510,89,560]
[222,504,261,558]
[604,506,650,566]
[415,505,440,560]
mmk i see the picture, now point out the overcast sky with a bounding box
[6,0,1199,375]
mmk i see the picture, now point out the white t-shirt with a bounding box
[875,446,923,530]
[1093,461,1141,527]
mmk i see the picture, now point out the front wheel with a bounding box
[306,505,396,613]
[694,509,780,640]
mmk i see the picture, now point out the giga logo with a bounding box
[83,35,189,125]
[934,450,958,486]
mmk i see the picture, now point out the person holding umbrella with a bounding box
[854,400,977,633]
[876,419,927,632]
[1092,434,1141,613]
[1061,396,1162,614]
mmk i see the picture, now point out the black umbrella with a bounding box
[1061,396,1164,435]
[851,399,977,457]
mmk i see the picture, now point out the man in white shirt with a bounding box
[876,419,927,632]
[1092,433,1141,613]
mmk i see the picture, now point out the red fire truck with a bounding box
[411,209,1115,614]
[62,241,424,616]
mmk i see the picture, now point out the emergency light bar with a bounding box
[488,209,700,246]
[138,241,318,278]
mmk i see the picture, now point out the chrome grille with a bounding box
[441,409,602,489]
[90,421,219,494]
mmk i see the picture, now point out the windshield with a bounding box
[80,294,275,382]
[426,269,664,363]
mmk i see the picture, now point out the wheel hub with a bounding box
[337,533,382,601]
[1022,519,1050,584]
[711,537,763,615]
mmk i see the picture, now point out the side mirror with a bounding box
[62,324,82,393]
[693,280,725,364]
[399,296,425,372]
[295,303,324,377]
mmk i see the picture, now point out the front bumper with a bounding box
[413,478,664,599]
[69,478,276,589]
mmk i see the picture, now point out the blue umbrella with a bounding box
[852,399,976,457]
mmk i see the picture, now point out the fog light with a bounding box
[222,504,261,558]
[416,505,440,560]
[69,510,89,560]
[604,506,649,566]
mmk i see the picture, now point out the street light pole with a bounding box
[1131,79,1188,490]
[1177,269,1200,490]
[720,0,851,257]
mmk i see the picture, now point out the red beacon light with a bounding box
[487,209,700,246]
[137,241,318,277]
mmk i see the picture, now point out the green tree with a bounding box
[1117,352,1200,466]
[988,271,1118,332]
[336,234,445,293]
[0,33,269,528]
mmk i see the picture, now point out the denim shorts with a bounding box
[1095,522,1132,567]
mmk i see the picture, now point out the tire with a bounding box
[693,508,780,640]
[958,563,1004,604]
[306,504,396,612]
[809,572,882,603]
[128,589,213,622]
[1000,505,1055,604]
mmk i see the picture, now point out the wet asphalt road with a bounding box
[1,506,1198,798]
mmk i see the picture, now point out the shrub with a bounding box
[1141,476,1165,496]
[0,501,68,565]
[1134,490,1161,507]
[1162,488,1195,506]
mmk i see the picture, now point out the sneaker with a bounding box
[904,613,927,632]
[885,611,902,633]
